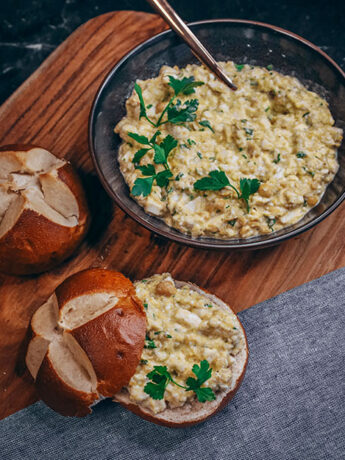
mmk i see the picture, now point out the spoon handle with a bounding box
[147,0,237,91]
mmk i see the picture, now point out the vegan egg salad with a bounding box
[126,274,244,414]
[115,62,342,238]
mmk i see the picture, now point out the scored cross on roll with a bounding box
[26,268,248,427]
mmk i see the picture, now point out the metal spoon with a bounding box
[146,0,237,91]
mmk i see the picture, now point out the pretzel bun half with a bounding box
[25,269,147,416]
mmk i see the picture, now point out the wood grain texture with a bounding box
[0,10,344,420]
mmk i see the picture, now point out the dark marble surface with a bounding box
[1,0,344,104]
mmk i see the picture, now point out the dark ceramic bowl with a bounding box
[89,19,345,249]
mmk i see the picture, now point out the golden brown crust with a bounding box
[0,207,85,275]
[55,269,136,308]
[71,295,146,396]
[0,147,89,275]
[35,351,98,417]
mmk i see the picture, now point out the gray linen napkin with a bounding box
[1,267,345,460]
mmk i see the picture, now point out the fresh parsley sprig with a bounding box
[164,99,199,125]
[193,170,260,212]
[129,131,177,167]
[129,133,178,197]
[144,360,216,403]
[128,76,204,198]
[134,76,204,128]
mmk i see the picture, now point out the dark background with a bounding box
[0,0,344,104]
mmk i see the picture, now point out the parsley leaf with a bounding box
[168,76,204,96]
[155,169,173,187]
[132,167,173,196]
[194,170,230,191]
[160,134,178,160]
[128,132,150,145]
[193,386,216,403]
[144,366,172,400]
[134,83,147,120]
[296,152,307,158]
[133,83,156,127]
[191,360,212,385]
[185,360,216,403]
[167,99,199,124]
[266,64,273,70]
[235,64,244,71]
[199,120,215,133]
[132,176,155,197]
[239,178,261,212]
[136,164,156,176]
[153,134,177,175]
[132,148,151,164]
[153,144,166,164]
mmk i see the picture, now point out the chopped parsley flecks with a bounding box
[199,120,215,133]
[273,153,281,164]
[266,217,276,231]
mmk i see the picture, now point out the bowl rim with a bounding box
[89,18,345,250]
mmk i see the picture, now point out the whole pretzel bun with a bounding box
[0,145,89,275]
[25,269,147,416]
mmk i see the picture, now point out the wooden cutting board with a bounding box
[1,10,345,420]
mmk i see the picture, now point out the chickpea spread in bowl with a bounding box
[115,62,342,239]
